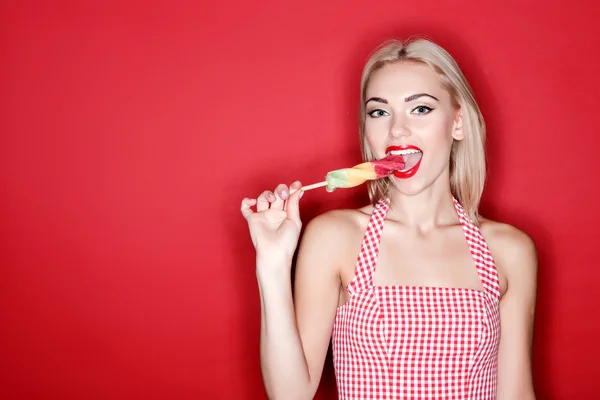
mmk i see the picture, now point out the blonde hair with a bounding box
[359,38,486,223]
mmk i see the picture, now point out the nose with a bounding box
[389,116,411,138]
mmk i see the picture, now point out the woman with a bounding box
[240,38,537,400]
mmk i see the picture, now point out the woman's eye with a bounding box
[412,106,433,115]
[368,109,388,118]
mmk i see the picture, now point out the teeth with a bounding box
[388,149,422,156]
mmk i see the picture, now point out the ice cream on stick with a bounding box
[303,155,405,192]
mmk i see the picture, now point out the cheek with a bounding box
[418,115,455,143]
[364,125,386,152]
[364,135,378,157]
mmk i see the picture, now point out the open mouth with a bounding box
[386,145,423,178]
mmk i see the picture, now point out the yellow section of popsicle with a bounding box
[325,162,377,192]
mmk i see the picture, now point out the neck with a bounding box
[385,184,457,231]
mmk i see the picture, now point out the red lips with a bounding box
[385,145,423,179]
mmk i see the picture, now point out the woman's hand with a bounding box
[241,181,304,270]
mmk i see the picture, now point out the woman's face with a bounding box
[364,61,462,195]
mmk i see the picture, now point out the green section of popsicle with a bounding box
[325,167,377,192]
[325,169,350,192]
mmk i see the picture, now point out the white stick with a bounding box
[301,181,327,191]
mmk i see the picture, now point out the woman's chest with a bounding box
[337,286,496,357]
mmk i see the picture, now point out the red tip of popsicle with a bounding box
[371,154,405,178]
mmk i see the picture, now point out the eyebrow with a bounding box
[405,93,439,102]
[365,96,388,105]
[365,93,439,105]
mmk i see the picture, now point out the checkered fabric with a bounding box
[331,197,500,399]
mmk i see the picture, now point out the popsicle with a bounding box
[303,155,405,192]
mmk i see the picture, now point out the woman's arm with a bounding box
[486,222,538,400]
[258,213,341,399]
[242,183,341,400]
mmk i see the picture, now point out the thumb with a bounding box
[286,189,304,227]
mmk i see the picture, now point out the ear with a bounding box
[452,110,464,141]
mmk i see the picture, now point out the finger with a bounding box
[290,180,303,193]
[286,189,304,227]
[287,181,303,210]
[257,190,276,212]
[240,198,257,219]
[271,184,289,210]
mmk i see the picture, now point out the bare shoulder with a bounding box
[301,206,372,248]
[479,218,537,262]
[296,205,373,271]
[479,217,538,294]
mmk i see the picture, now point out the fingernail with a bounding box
[268,193,275,200]
[281,190,288,198]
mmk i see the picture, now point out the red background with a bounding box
[2,1,599,399]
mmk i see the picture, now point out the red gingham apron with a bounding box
[332,197,501,399]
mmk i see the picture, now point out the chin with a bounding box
[388,176,429,196]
